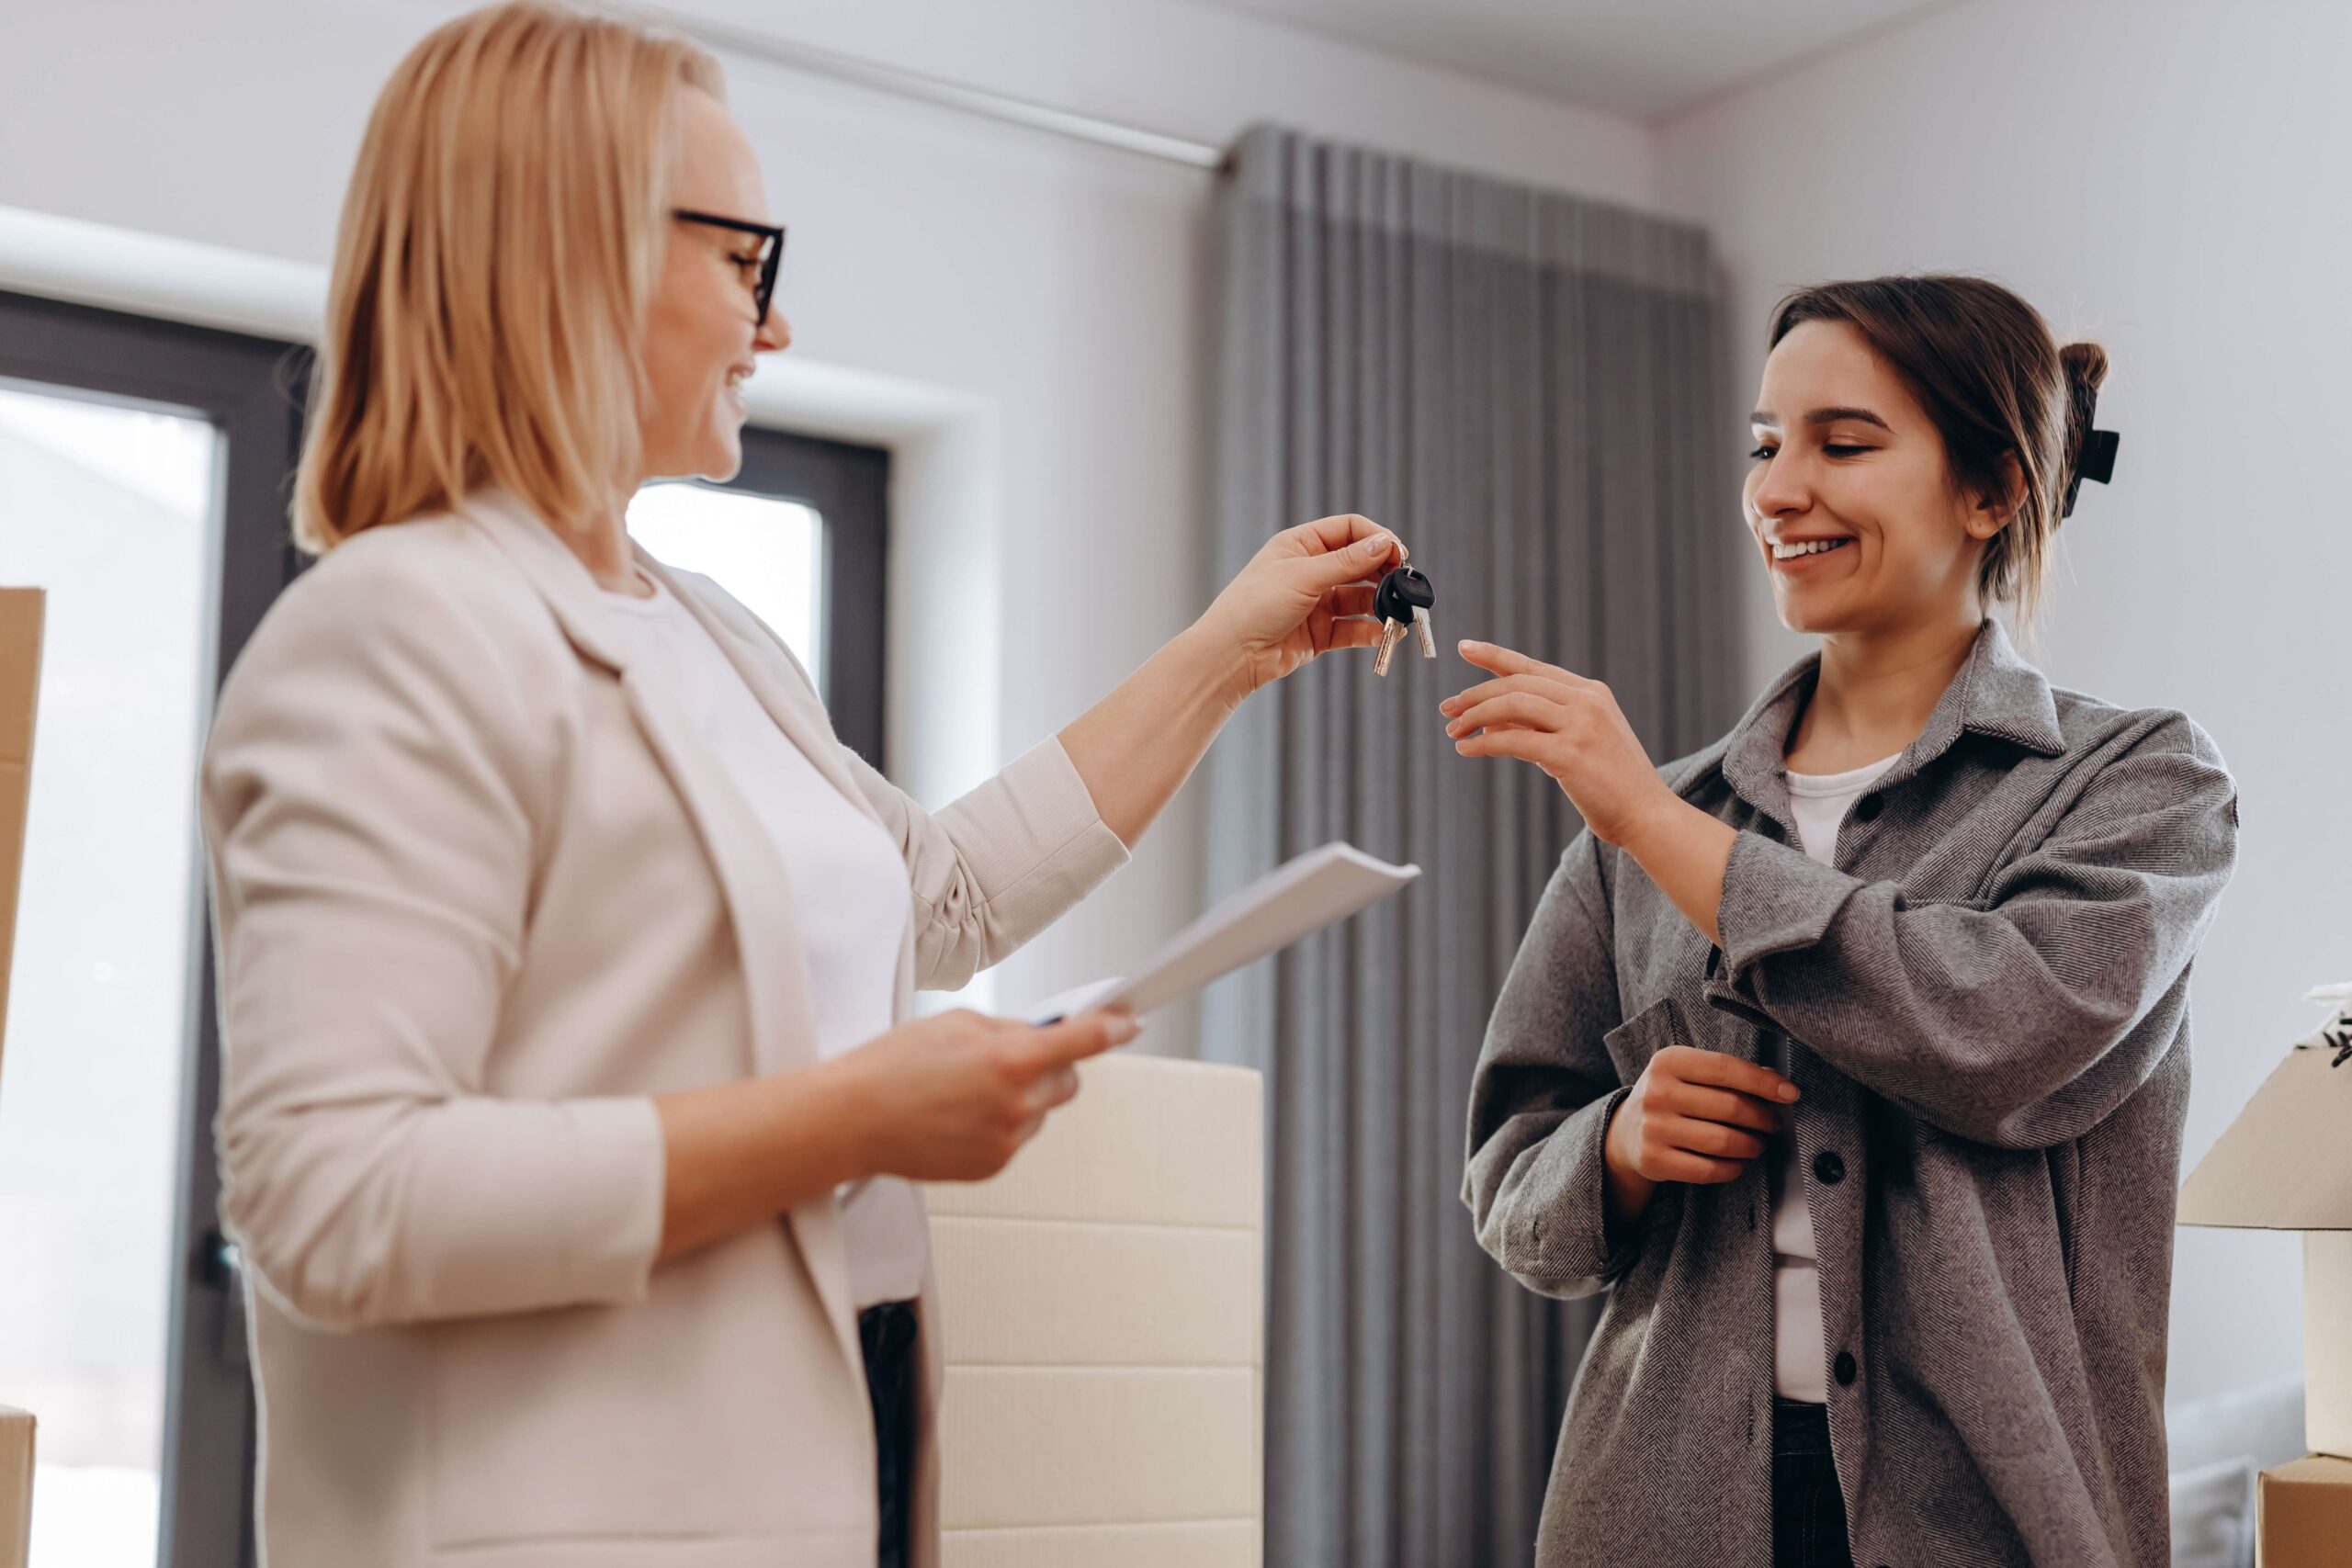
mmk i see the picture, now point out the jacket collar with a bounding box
[451,484,639,673]
[1718,619,2065,827]
[451,484,868,801]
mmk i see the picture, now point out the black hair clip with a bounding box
[2324,1012,2352,1069]
[2062,428,2120,519]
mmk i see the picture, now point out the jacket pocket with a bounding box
[1601,995,1688,1085]
[2048,1138,2083,1302]
[424,1235,864,1550]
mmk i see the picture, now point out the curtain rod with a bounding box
[603,5,1228,170]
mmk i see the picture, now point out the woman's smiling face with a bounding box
[1744,319,2013,637]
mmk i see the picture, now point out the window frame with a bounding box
[714,424,891,772]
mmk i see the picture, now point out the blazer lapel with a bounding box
[455,488,865,1378]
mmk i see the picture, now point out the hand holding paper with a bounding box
[1031,841,1419,1024]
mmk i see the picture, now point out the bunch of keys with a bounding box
[1372,564,1436,677]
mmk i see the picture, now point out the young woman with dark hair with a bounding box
[1455,275,2234,1567]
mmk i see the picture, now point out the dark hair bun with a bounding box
[2060,341,2109,396]
[2059,341,2109,479]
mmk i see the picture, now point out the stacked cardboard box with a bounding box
[0,589,43,1567]
[2178,996,2352,1567]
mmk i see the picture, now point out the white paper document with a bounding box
[1030,840,1420,1023]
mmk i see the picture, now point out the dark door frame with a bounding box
[0,288,309,1568]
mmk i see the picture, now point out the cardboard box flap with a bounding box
[0,589,41,1090]
[0,1404,29,1568]
[2179,1041,2352,1231]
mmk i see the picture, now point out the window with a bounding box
[630,427,889,769]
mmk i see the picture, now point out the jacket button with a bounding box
[1834,1350,1858,1386]
[1853,793,1883,822]
[1814,1150,1845,1185]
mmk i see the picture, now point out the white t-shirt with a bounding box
[1772,752,1899,1403]
[606,574,926,1308]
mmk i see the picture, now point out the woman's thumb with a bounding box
[1305,532,1398,587]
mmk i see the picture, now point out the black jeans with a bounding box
[861,1301,919,1568]
[1772,1398,1855,1568]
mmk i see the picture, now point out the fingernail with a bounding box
[1362,535,1394,555]
[1778,1084,1800,1101]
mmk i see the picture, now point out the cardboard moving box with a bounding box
[0,1405,30,1568]
[0,592,45,1568]
[2178,993,2352,1460]
[2256,1454,2352,1568]
[0,588,42,1080]
[926,1053,1264,1568]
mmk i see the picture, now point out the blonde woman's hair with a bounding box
[293,3,723,551]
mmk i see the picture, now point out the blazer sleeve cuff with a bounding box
[549,1095,667,1304]
[939,735,1131,920]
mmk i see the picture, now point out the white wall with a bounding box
[1657,0,2349,1407]
[0,0,1657,1037]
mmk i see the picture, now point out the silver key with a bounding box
[1372,567,1436,678]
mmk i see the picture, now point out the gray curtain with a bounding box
[1200,124,1742,1568]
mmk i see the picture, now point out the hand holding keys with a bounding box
[1373,565,1437,677]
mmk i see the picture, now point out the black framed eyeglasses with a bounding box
[673,209,786,327]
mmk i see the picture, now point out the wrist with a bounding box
[803,1053,888,1186]
[1600,1096,1655,1226]
[1613,786,1693,862]
[1173,616,1254,715]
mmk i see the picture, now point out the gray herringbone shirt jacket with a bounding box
[1464,622,2238,1568]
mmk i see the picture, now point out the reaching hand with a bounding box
[1194,514,1408,704]
[1442,639,1677,846]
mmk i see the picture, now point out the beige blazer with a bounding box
[199,487,1130,1568]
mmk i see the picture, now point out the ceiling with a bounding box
[1184,0,1955,119]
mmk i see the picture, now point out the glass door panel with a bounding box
[0,381,220,1568]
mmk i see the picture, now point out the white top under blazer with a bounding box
[603,574,926,1307]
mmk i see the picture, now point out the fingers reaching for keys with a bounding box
[1436,638,1677,847]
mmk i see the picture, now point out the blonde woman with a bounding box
[199,6,1407,1564]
